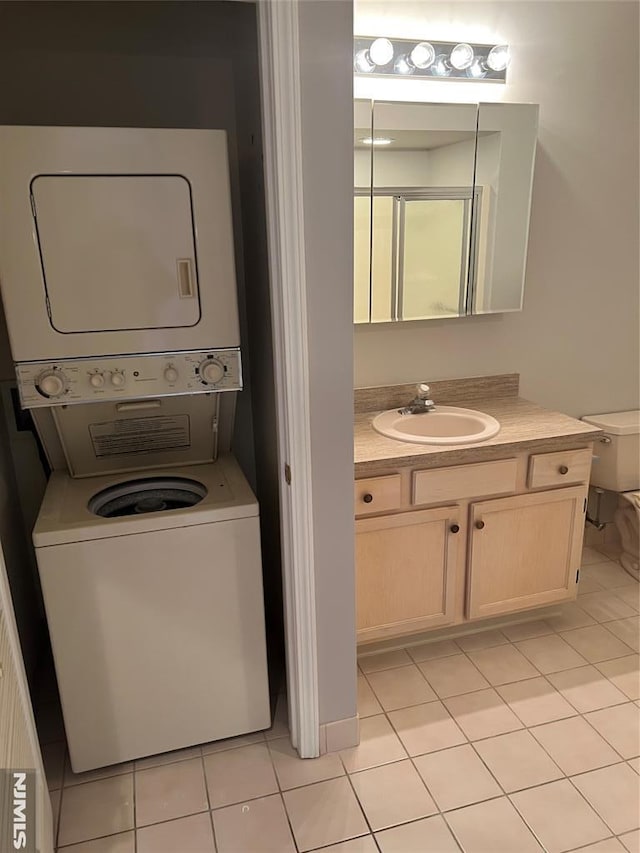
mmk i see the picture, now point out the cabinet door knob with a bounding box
[450,524,460,533]
[475,520,485,530]
[363,493,373,503]
[558,465,569,475]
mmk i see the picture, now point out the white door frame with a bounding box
[257,0,320,758]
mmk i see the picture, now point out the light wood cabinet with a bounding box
[356,506,462,642]
[466,487,586,619]
[355,445,591,644]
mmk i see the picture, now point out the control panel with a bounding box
[15,349,242,409]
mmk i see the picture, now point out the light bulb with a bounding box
[431,54,452,77]
[369,37,394,66]
[354,49,375,73]
[449,43,475,71]
[466,58,488,79]
[487,44,510,72]
[360,137,394,146]
[410,42,435,69]
[394,55,414,75]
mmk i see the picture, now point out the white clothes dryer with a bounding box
[34,453,270,773]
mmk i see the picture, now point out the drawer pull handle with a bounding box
[450,524,460,533]
[558,465,569,475]
[475,520,485,530]
[363,493,373,504]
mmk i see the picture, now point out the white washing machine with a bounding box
[34,453,270,773]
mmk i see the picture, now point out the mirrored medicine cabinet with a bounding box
[354,99,539,324]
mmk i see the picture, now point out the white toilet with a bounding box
[582,410,640,580]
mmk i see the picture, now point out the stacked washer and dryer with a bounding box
[0,126,271,772]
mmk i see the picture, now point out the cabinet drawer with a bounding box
[355,474,402,516]
[413,458,518,506]
[528,448,592,489]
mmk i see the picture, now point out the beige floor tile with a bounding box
[358,649,412,673]
[339,714,406,773]
[497,676,577,726]
[614,585,640,612]
[569,839,626,852]
[606,617,640,653]
[546,603,597,632]
[268,736,344,790]
[585,703,640,759]
[456,629,508,652]
[58,774,134,847]
[366,664,437,711]
[357,675,382,718]
[65,758,133,788]
[579,593,637,624]
[469,644,540,684]
[319,836,378,853]
[57,832,135,852]
[134,745,201,771]
[619,829,640,852]
[511,778,610,852]
[201,731,265,755]
[135,757,208,828]
[50,788,60,843]
[445,795,542,852]
[596,656,640,700]
[283,777,368,852]
[406,639,460,663]
[204,742,278,809]
[629,757,640,774]
[443,688,524,741]
[579,576,608,595]
[501,620,554,642]
[474,729,563,792]
[414,744,501,811]
[561,624,635,663]
[418,654,489,698]
[212,793,296,853]
[42,740,65,791]
[376,814,460,852]
[350,759,436,831]
[515,634,589,673]
[573,763,640,835]
[137,813,215,853]
[549,665,629,712]
[388,700,466,756]
[582,562,639,590]
[530,716,621,775]
[265,693,289,740]
[583,547,608,565]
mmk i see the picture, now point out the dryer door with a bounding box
[32,175,201,333]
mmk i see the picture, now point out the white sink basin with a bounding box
[372,405,500,446]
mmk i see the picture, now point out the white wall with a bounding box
[353,1,640,418]
[299,0,358,727]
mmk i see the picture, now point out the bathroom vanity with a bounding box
[354,375,602,645]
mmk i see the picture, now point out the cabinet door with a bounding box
[467,487,586,619]
[356,506,462,642]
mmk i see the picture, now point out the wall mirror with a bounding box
[354,99,539,324]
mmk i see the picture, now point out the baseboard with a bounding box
[319,714,360,754]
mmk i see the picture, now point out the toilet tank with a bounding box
[581,411,640,492]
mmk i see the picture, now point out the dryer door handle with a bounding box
[116,400,162,412]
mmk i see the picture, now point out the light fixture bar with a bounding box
[354,36,510,82]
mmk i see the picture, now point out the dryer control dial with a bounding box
[198,359,225,385]
[164,366,179,383]
[36,369,66,399]
[110,371,126,388]
[89,372,105,388]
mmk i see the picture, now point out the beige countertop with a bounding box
[354,393,602,475]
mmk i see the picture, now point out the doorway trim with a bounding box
[257,0,319,757]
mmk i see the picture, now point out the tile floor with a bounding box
[38,547,639,852]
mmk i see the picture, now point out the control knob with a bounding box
[198,358,225,385]
[89,372,105,388]
[36,369,67,399]
[164,366,179,383]
[110,371,126,388]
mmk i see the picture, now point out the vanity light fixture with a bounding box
[354,36,510,82]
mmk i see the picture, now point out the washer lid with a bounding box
[89,476,207,518]
[582,411,640,436]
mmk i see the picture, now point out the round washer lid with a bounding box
[89,476,208,518]
[582,411,640,436]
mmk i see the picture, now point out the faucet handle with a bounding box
[417,383,431,399]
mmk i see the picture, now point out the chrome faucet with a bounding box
[399,383,436,415]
